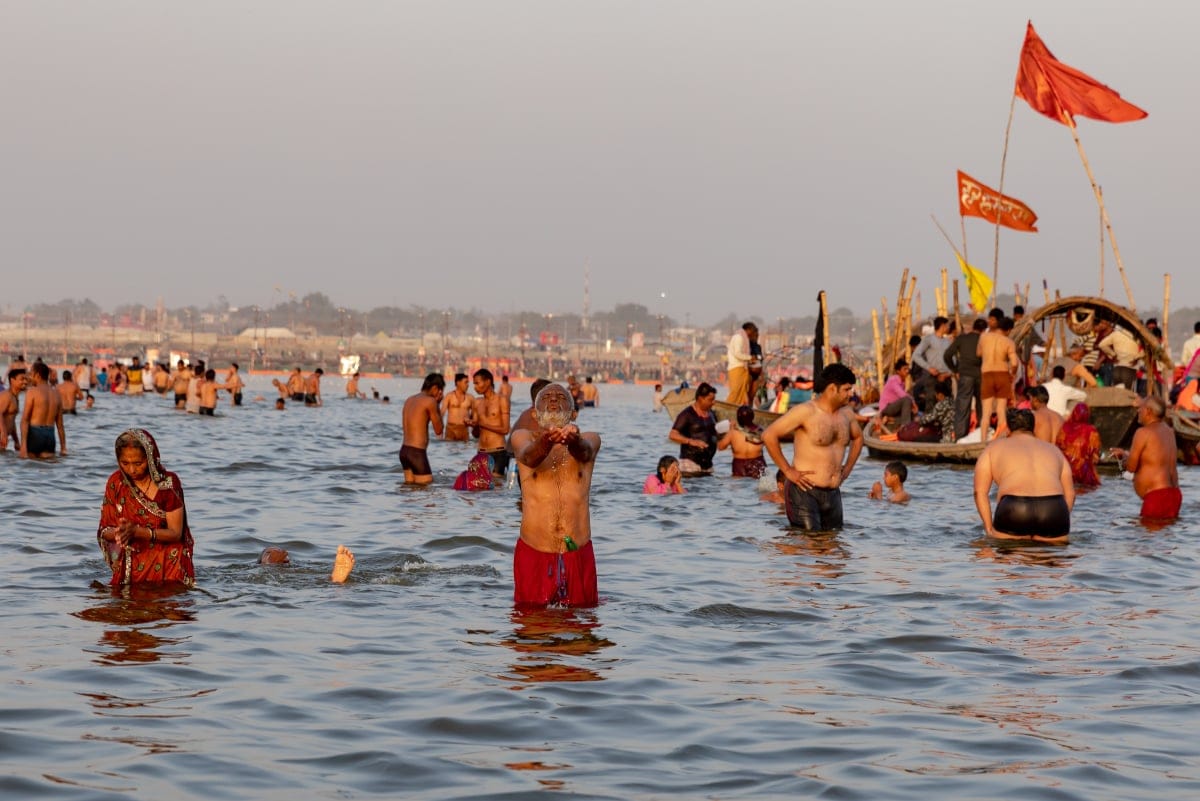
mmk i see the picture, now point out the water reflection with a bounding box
[766,532,850,588]
[496,607,615,684]
[73,584,197,665]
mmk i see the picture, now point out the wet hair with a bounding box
[885,461,908,484]
[1029,385,1049,403]
[275,398,286,408]
[7,367,25,381]
[530,378,551,402]
[454,372,468,383]
[473,368,494,384]
[972,318,987,332]
[1142,396,1166,419]
[1013,305,1025,316]
[231,362,239,370]
[421,372,445,392]
[258,546,290,565]
[1006,408,1035,432]
[315,368,323,375]
[934,380,952,397]
[694,382,717,399]
[814,363,856,394]
[32,362,49,380]
[205,369,216,380]
[656,455,678,481]
[736,405,755,427]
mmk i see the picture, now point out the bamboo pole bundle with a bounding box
[952,280,962,334]
[871,309,884,391]
[819,290,832,366]
[880,296,891,353]
[1162,273,1171,353]
[941,267,949,317]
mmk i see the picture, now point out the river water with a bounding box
[2,378,1198,800]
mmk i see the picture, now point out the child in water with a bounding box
[760,469,786,504]
[643,456,686,494]
[869,461,911,504]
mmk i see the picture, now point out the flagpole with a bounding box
[993,93,1020,309]
[1098,186,1105,299]
[960,215,969,268]
[1068,119,1136,310]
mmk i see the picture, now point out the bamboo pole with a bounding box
[960,216,969,272]
[992,93,1021,309]
[952,279,962,334]
[1162,273,1171,354]
[914,290,922,331]
[1099,190,1105,299]
[1069,122,1135,309]
[819,291,832,366]
[941,267,949,317]
[880,297,891,353]
[934,287,944,318]
[871,309,884,392]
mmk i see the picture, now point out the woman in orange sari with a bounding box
[1055,403,1101,487]
[97,428,195,587]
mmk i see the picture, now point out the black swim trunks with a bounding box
[200,406,215,416]
[784,483,844,531]
[291,392,305,403]
[481,447,511,478]
[304,393,318,406]
[175,393,186,407]
[399,444,432,477]
[993,495,1070,539]
[27,424,56,455]
[233,392,243,406]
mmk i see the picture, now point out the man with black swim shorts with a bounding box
[973,408,1074,542]
[762,363,864,531]
[400,373,445,484]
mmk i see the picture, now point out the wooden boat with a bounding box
[1170,409,1200,465]
[660,388,782,431]
[863,432,984,463]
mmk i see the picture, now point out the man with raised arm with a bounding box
[510,383,601,607]
[762,363,864,531]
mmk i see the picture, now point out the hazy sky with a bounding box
[3,2,1196,324]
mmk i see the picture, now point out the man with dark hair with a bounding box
[1024,384,1061,443]
[911,316,951,413]
[725,322,758,406]
[0,368,27,451]
[472,368,511,479]
[400,373,446,484]
[944,317,986,439]
[304,367,324,406]
[442,372,474,441]
[668,382,719,475]
[20,361,66,458]
[762,363,864,530]
[1043,364,1088,417]
[973,408,1073,542]
[978,314,1019,442]
[1110,397,1182,520]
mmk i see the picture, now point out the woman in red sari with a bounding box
[97,428,195,587]
[1055,403,1101,487]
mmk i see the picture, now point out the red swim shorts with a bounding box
[513,538,598,608]
[980,371,1014,401]
[1140,487,1182,519]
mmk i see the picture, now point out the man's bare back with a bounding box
[402,392,443,448]
[978,330,1017,373]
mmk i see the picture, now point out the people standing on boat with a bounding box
[1043,365,1089,418]
[1012,305,1044,390]
[725,322,758,406]
[762,363,863,531]
[400,372,445,485]
[977,316,1019,443]
[1055,403,1102,487]
[1179,321,1200,390]
[1109,397,1182,520]
[510,383,600,607]
[911,316,951,413]
[973,408,1073,543]
[944,317,986,439]
[668,382,718,476]
[97,428,194,587]
[1096,319,1141,391]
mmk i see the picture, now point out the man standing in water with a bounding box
[472,368,511,480]
[1110,397,1182,520]
[20,362,66,458]
[441,373,474,441]
[762,363,864,530]
[510,383,600,607]
[0,368,27,452]
[400,373,445,484]
[973,408,1074,542]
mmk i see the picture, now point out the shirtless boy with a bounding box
[304,368,323,406]
[225,363,245,406]
[286,367,305,402]
[21,362,66,458]
[172,360,191,408]
[200,369,222,415]
[762,363,864,530]
[472,368,511,479]
[1110,397,1183,520]
[441,373,474,441]
[400,373,445,484]
[0,368,27,451]
[509,383,601,607]
[977,316,1019,442]
[57,370,83,415]
[869,461,911,504]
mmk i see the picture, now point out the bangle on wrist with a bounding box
[149,528,158,546]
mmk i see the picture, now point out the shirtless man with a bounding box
[499,375,513,402]
[304,368,323,406]
[20,362,66,458]
[977,316,1019,442]
[509,378,553,439]
[172,360,191,409]
[1025,385,1063,444]
[441,373,475,442]
[509,383,601,607]
[580,376,599,407]
[286,367,305,402]
[345,372,364,399]
[400,373,445,484]
[717,405,765,478]
[199,369,223,415]
[0,368,27,451]
[225,363,245,406]
[973,408,1073,542]
[762,363,864,531]
[57,370,83,415]
[472,368,511,479]
[1110,396,1182,520]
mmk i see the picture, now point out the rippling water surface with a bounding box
[3,379,1198,800]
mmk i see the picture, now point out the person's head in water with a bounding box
[736,405,756,429]
[258,546,290,565]
[534,383,574,428]
[656,455,679,483]
[1006,407,1035,433]
[275,398,285,410]
[884,460,908,490]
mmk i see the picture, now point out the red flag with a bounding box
[957,170,1039,232]
[1015,22,1147,126]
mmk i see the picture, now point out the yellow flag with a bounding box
[956,255,993,312]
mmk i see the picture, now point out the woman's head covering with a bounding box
[1066,403,1091,426]
[114,428,172,489]
[453,452,495,491]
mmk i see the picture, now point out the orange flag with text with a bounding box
[957,171,1038,233]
